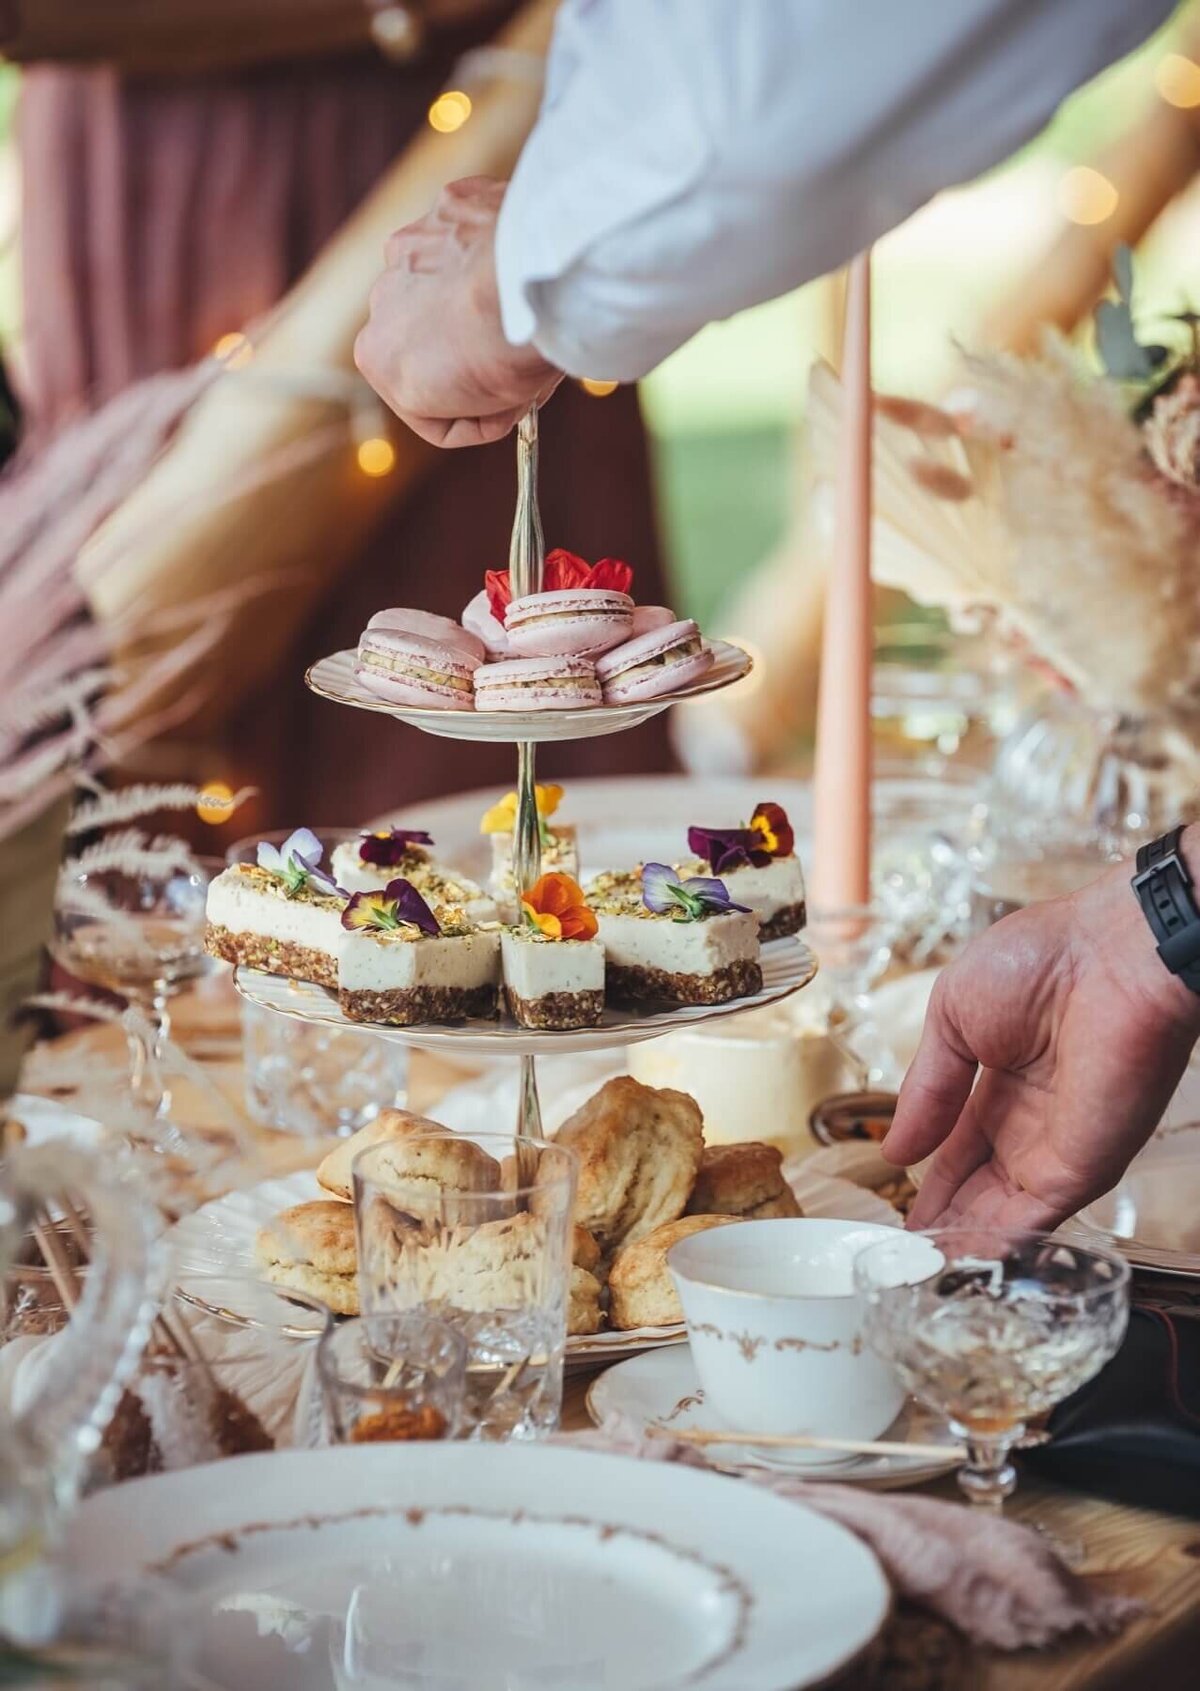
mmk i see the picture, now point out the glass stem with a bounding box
[127,986,170,1119]
[956,1427,1020,1512]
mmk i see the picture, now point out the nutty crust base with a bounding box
[759,901,807,942]
[339,983,498,1026]
[206,924,337,990]
[505,986,605,1031]
[605,958,762,1007]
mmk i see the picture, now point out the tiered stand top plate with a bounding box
[306,641,752,742]
[234,936,818,1057]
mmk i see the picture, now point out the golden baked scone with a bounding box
[556,1077,704,1255]
[572,1222,603,1275]
[609,1214,741,1329]
[255,1199,359,1316]
[317,1108,461,1201]
[569,1264,604,1336]
[685,1142,802,1220]
[568,1222,605,1335]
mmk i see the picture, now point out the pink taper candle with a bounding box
[811,252,872,912]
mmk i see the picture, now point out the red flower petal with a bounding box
[589,557,634,596]
[485,568,513,624]
[543,549,592,591]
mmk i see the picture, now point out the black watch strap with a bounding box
[1132,827,1200,995]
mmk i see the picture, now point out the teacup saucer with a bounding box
[587,1346,960,1490]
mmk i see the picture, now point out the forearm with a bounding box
[496,0,1172,380]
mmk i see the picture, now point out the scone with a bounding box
[317,1108,455,1201]
[255,1199,359,1316]
[555,1077,704,1255]
[609,1214,741,1329]
[319,1108,501,1222]
[569,1222,604,1337]
[685,1142,802,1220]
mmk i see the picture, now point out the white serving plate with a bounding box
[65,1444,889,1691]
[307,641,753,743]
[233,935,818,1058]
[588,1346,959,1491]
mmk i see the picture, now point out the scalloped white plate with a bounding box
[306,641,752,742]
[588,1347,959,1490]
[66,1444,889,1691]
[233,936,818,1058]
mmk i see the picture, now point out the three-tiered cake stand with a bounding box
[235,407,818,1141]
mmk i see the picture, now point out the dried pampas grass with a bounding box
[806,338,1200,739]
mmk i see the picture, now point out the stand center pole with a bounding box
[510,408,546,1146]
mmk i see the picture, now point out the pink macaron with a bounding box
[473,654,602,712]
[367,607,485,663]
[595,619,714,703]
[504,589,634,658]
[356,626,480,711]
[461,588,510,658]
[631,604,677,637]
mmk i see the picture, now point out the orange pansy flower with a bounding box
[521,872,598,941]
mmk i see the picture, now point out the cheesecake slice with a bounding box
[205,864,346,989]
[596,902,762,1007]
[500,927,605,1030]
[339,907,499,1025]
[675,853,806,940]
[683,803,806,939]
[331,832,499,922]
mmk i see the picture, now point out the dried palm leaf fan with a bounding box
[806,346,1200,739]
[76,0,558,737]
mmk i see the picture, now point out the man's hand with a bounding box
[354,176,562,449]
[883,842,1200,1230]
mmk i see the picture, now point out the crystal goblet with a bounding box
[52,862,211,1120]
[853,1228,1129,1512]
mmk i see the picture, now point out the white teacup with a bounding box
[668,1218,925,1462]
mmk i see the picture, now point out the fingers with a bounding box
[880,973,977,1169]
[399,408,526,449]
[905,1100,992,1229]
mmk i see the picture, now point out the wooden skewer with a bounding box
[29,1212,82,1311]
[649,1425,963,1462]
[30,1199,206,1371]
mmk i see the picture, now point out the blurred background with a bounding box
[3,0,1200,835]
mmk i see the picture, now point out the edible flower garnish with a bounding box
[484,549,635,623]
[342,878,441,936]
[686,803,794,874]
[480,783,564,842]
[358,828,434,867]
[256,828,340,897]
[642,862,751,923]
[521,873,598,940]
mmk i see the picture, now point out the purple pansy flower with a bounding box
[686,823,768,875]
[342,877,441,936]
[359,829,435,868]
[642,862,751,923]
[256,827,341,897]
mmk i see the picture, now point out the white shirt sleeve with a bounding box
[494,0,1173,381]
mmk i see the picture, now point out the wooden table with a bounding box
[20,976,1200,1691]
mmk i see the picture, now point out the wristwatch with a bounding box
[1132,826,1200,995]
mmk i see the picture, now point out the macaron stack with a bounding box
[355,551,715,714]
